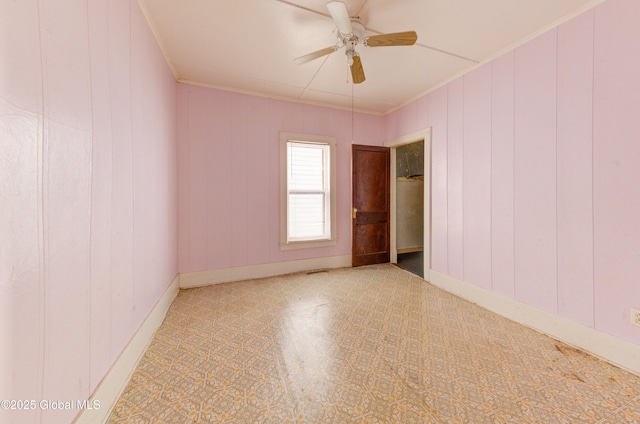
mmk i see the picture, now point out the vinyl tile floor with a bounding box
[107,264,640,423]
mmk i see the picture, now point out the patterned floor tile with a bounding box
[106,264,640,423]
[537,376,625,422]
[599,397,640,423]
[488,398,573,424]
[422,388,473,423]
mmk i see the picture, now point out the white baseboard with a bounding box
[428,269,640,376]
[73,274,180,424]
[179,254,352,289]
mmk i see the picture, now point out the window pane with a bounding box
[279,132,335,249]
[288,143,325,190]
[288,193,326,239]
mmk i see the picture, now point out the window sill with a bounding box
[279,238,337,251]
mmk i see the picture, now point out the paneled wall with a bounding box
[177,85,385,273]
[0,1,178,423]
[385,0,640,345]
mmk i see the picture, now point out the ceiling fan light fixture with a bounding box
[293,1,417,85]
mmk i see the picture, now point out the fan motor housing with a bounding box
[339,18,364,65]
[339,18,365,42]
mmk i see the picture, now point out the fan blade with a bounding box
[350,54,365,84]
[294,46,339,65]
[326,1,353,35]
[364,31,418,47]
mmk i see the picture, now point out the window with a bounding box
[280,132,336,250]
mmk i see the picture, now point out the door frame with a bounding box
[385,128,432,280]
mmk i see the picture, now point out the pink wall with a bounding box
[0,0,178,423]
[385,0,640,346]
[177,85,385,273]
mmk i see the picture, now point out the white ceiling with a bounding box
[138,0,604,115]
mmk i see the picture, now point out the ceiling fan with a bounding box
[294,1,418,84]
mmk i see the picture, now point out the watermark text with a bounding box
[1,399,100,411]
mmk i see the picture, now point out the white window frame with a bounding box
[280,132,337,250]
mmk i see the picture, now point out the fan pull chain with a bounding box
[351,81,354,143]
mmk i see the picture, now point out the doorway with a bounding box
[395,140,424,277]
[387,128,431,280]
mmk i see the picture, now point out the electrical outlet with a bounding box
[631,308,640,327]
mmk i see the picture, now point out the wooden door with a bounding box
[352,144,390,267]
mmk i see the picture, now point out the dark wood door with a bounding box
[352,144,390,267]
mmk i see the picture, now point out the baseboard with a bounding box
[73,274,180,424]
[428,269,640,376]
[179,254,352,289]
